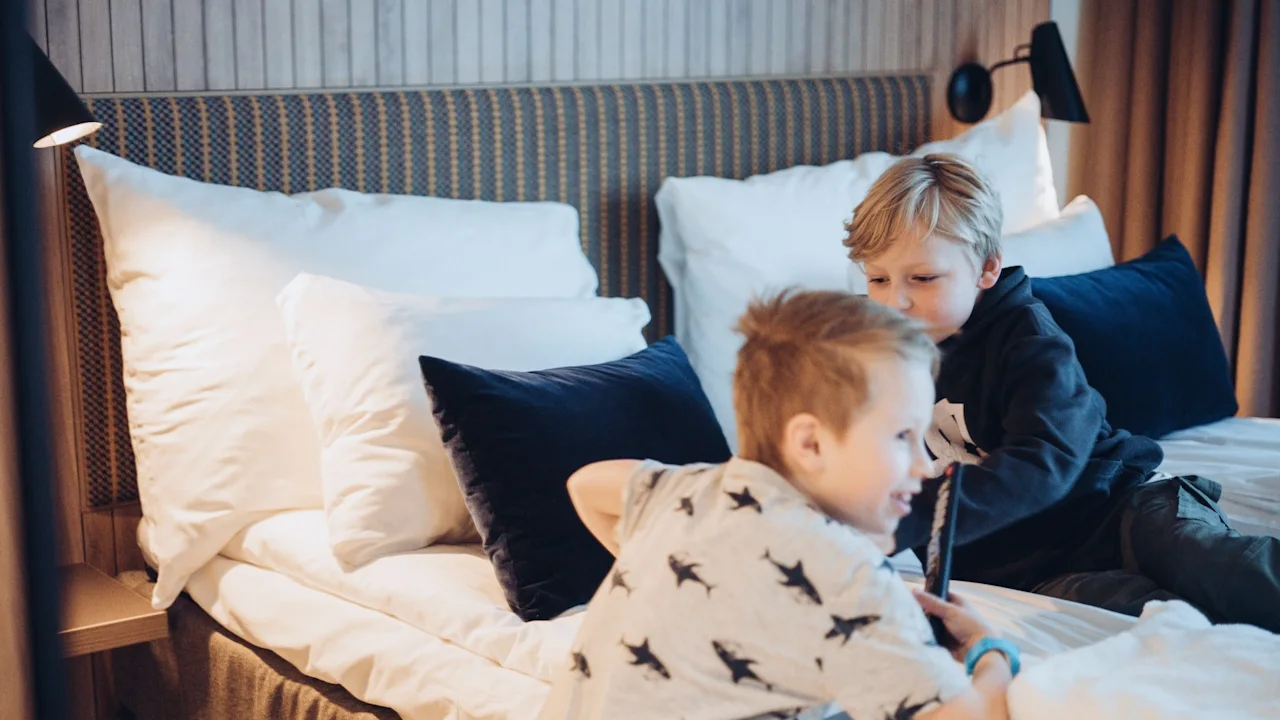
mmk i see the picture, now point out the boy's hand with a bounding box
[912,589,998,663]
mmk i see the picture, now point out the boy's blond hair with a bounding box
[843,153,1003,265]
[733,289,939,475]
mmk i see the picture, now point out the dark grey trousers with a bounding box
[1033,475,1280,634]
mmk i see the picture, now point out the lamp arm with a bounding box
[988,55,1030,74]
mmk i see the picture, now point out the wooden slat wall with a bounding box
[30,0,1050,139]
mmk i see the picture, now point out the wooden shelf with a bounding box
[58,563,168,658]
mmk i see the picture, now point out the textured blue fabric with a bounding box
[1031,236,1237,439]
[419,337,731,621]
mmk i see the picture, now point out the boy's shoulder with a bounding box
[625,457,886,567]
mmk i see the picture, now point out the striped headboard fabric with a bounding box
[59,75,931,509]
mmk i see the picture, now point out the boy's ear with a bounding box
[781,413,825,474]
[978,252,1003,289]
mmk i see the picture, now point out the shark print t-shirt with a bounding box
[538,457,970,720]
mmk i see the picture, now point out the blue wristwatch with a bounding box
[964,637,1021,677]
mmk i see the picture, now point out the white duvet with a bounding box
[196,509,1280,719]
[1009,601,1280,719]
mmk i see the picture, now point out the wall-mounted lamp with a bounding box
[28,34,100,148]
[947,21,1088,125]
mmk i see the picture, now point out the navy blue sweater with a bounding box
[894,267,1164,590]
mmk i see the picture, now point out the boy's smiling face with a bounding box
[782,353,936,537]
[862,233,1002,343]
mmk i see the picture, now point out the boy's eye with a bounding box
[911,275,938,283]
[867,277,888,285]
[896,430,911,441]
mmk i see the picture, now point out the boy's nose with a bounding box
[890,290,912,311]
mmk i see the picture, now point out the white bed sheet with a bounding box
[1156,416,1280,538]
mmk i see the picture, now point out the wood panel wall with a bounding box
[28,2,1049,718]
[30,0,1050,138]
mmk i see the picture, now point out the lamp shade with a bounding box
[945,21,1088,125]
[1029,22,1089,123]
[27,34,99,147]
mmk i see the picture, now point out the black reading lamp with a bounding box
[29,33,102,147]
[0,19,102,720]
[946,21,1089,124]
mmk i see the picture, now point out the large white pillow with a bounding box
[656,91,1060,447]
[276,273,651,567]
[1000,195,1114,277]
[76,146,599,609]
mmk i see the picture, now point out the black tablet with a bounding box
[924,462,964,646]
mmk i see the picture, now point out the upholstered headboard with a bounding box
[56,75,930,511]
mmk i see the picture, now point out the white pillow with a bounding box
[277,273,651,567]
[1000,195,1115,277]
[656,91,1059,447]
[75,146,599,609]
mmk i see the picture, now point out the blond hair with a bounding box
[843,153,1002,265]
[733,289,939,475]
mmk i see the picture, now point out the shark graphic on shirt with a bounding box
[763,550,823,605]
[570,651,591,679]
[676,496,695,516]
[621,638,671,680]
[634,468,668,506]
[824,614,881,645]
[711,640,772,691]
[885,695,941,720]
[609,568,633,596]
[668,554,715,595]
[726,486,763,513]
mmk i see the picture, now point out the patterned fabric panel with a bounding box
[59,75,930,509]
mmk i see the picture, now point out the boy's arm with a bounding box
[917,654,1011,720]
[566,460,641,556]
[896,329,1115,551]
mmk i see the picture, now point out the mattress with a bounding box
[1156,416,1280,538]
[200,510,1137,720]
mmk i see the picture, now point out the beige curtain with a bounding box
[1067,0,1280,417]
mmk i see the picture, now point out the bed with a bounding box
[54,75,1280,720]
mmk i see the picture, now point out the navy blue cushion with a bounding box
[419,337,731,622]
[1030,236,1237,439]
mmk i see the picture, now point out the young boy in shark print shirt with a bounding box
[538,291,1014,720]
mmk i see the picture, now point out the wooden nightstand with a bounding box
[58,563,168,657]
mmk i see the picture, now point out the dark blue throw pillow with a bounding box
[419,337,731,622]
[1030,235,1237,439]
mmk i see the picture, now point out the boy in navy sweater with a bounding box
[844,153,1280,633]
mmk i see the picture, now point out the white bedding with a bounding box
[1156,416,1280,538]
[203,510,1135,719]
[181,416,1280,720]
[186,554,550,720]
[1009,601,1280,720]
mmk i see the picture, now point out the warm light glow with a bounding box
[33,121,102,148]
